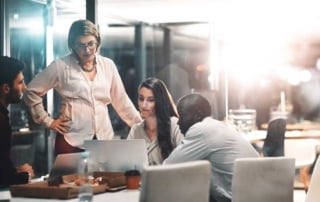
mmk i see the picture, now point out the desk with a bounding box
[1,189,140,202]
[260,122,320,131]
[243,130,320,143]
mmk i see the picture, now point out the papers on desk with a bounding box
[0,188,11,201]
[30,175,49,183]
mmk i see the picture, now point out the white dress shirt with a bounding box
[164,117,259,201]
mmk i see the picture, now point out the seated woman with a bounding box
[127,78,183,165]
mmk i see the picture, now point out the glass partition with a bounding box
[97,18,212,135]
[6,0,86,176]
[6,0,47,176]
[5,0,320,179]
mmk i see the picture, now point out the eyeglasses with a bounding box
[74,41,97,50]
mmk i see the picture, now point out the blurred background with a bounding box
[2,0,320,176]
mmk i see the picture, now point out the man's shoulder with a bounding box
[190,117,239,141]
[196,117,225,130]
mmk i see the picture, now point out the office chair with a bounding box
[305,156,320,202]
[284,138,317,191]
[262,117,286,157]
[139,160,211,202]
[232,157,295,202]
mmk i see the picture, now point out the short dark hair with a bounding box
[178,93,212,119]
[0,56,25,86]
[68,19,101,51]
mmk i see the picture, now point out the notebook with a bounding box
[84,139,148,172]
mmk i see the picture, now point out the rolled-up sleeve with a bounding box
[108,60,142,127]
[24,62,58,128]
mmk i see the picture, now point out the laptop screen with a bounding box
[84,139,148,172]
[48,152,85,182]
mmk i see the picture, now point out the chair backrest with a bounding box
[305,156,320,202]
[139,160,211,202]
[232,157,295,202]
[262,118,286,157]
[284,139,317,168]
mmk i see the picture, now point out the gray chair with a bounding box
[139,160,211,202]
[232,157,295,202]
[284,138,317,191]
[305,156,320,202]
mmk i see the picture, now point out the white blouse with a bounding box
[127,116,183,165]
[24,54,141,148]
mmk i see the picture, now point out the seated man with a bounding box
[164,94,259,202]
[0,56,34,187]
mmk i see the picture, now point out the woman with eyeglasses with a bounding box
[24,19,142,156]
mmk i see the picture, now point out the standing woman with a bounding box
[24,19,142,156]
[127,78,183,165]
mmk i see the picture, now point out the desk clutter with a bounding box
[228,109,257,133]
[9,172,126,199]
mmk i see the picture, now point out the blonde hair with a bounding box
[67,19,101,52]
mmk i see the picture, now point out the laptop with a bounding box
[47,152,87,184]
[84,139,148,173]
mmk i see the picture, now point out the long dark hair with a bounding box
[139,78,178,159]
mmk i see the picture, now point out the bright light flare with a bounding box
[300,70,312,83]
[208,0,320,88]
